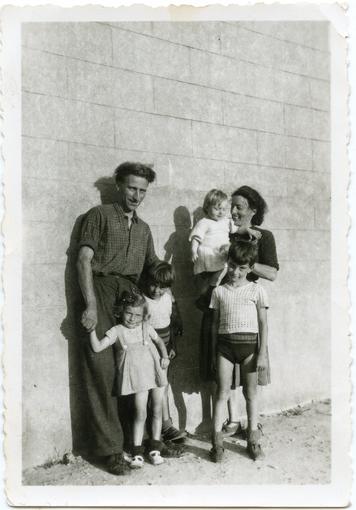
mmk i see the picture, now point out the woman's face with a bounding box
[231,195,256,227]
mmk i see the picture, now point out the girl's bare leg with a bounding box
[241,354,258,430]
[150,386,165,441]
[213,354,234,433]
[133,391,149,446]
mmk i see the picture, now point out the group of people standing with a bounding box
[76,161,279,476]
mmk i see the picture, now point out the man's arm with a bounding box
[77,246,98,332]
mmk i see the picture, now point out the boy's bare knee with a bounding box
[217,388,230,401]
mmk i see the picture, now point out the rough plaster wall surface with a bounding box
[21,21,330,468]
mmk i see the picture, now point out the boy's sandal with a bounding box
[222,420,242,437]
[129,455,144,469]
[161,440,185,458]
[148,450,164,466]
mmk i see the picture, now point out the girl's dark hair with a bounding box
[114,161,156,185]
[231,186,267,226]
[203,189,228,215]
[148,262,175,288]
[228,241,258,267]
[114,290,148,320]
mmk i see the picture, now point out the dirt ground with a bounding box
[23,400,330,486]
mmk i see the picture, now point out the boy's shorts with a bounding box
[155,326,175,355]
[217,333,258,370]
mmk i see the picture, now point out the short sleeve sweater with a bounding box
[210,282,269,334]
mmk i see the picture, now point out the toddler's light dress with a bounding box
[105,323,167,396]
[189,217,234,274]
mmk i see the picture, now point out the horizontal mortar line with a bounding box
[101,19,330,56]
[100,23,330,82]
[22,43,331,102]
[22,90,330,144]
[222,21,330,55]
[21,134,323,174]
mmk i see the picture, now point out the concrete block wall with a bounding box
[22,21,330,468]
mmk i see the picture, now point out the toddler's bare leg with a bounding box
[162,384,170,422]
[133,391,149,446]
[150,386,165,441]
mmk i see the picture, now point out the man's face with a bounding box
[117,174,149,213]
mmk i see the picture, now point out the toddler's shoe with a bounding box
[247,424,265,461]
[129,445,145,469]
[130,455,144,469]
[148,450,164,466]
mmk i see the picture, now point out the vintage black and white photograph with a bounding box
[3,3,350,507]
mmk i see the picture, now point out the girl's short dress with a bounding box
[104,323,168,396]
[189,217,233,274]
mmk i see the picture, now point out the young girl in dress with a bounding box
[90,291,170,469]
[190,189,260,300]
[144,262,185,442]
[209,241,269,462]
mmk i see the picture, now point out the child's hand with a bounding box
[161,357,170,370]
[247,227,262,240]
[256,352,268,372]
[191,249,198,263]
[168,348,176,360]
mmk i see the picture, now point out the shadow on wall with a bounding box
[61,177,212,453]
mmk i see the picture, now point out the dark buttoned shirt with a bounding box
[78,203,159,281]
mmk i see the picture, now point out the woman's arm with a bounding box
[89,330,116,353]
[251,262,278,281]
[256,306,268,371]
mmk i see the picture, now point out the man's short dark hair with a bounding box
[114,162,156,185]
[228,241,258,267]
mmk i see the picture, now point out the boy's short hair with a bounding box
[203,189,228,215]
[228,241,258,267]
[148,262,175,288]
[114,161,156,185]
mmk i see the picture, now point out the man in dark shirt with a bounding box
[77,162,160,475]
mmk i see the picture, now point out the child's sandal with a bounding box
[148,450,164,466]
[129,455,144,469]
[222,420,242,437]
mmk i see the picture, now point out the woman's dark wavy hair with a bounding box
[114,161,156,185]
[232,185,267,226]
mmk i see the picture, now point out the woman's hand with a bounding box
[256,351,268,372]
[161,357,170,370]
